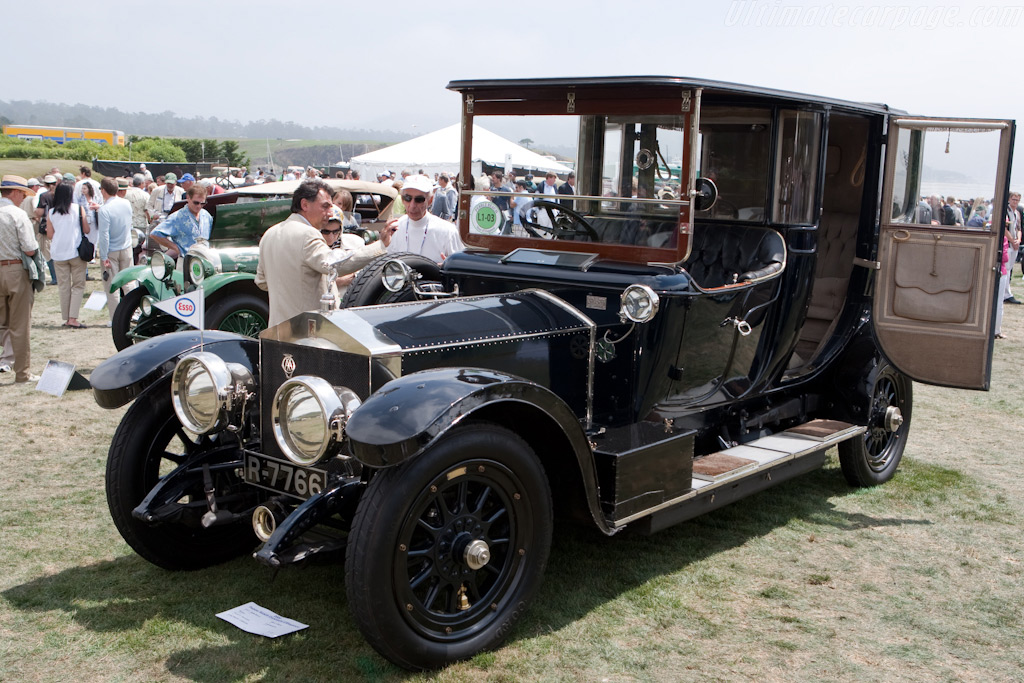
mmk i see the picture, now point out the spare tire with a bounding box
[340,251,442,308]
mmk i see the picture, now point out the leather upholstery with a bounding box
[683,224,786,289]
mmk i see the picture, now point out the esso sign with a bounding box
[175,299,196,317]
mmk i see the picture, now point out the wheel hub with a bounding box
[463,539,490,570]
[884,406,904,432]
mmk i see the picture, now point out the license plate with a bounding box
[243,452,327,500]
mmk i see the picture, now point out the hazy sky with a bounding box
[4,0,1022,184]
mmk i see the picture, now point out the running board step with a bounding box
[692,419,865,486]
[618,419,865,533]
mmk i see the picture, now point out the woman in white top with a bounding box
[46,181,90,328]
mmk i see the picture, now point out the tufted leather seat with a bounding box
[683,224,786,289]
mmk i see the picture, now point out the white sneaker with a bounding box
[0,364,12,373]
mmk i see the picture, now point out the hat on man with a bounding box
[179,173,195,183]
[62,172,76,182]
[42,174,58,185]
[116,177,130,190]
[1,175,36,196]
[164,172,178,184]
[403,174,434,194]
[329,206,344,223]
[27,178,41,187]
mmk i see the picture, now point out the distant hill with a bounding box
[0,99,410,143]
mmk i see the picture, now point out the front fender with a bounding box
[345,366,613,534]
[90,330,259,409]
[110,264,179,299]
[202,272,257,298]
[346,367,592,467]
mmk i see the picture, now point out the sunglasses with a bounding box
[321,226,342,235]
[189,200,206,206]
[402,194,427,204]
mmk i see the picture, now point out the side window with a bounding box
[772,110,822,224]
[889,124,1005,230]
[696,107,771,221]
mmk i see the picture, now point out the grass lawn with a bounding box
[1,262,1024,681]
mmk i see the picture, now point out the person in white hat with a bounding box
[0,175,40,382]
[384,174,464,264]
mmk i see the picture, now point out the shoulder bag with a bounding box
[77,206,95,262]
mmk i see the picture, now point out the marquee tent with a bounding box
[350,124,573,180]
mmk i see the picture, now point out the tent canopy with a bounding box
[350,123,573,179]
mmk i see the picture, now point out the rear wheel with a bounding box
[345,424,552,670]
[340,251,442,308]
[839,360,912,486]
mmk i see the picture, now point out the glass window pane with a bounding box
[696,107,771,221]
[773,110,821,224]
[890,125,1003,230]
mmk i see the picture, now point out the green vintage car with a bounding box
[110,180,397,350]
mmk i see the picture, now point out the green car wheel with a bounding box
[206,293,269,338]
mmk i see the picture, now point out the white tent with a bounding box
[350,123,573,180]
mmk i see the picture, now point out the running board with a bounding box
[617,419,866,534]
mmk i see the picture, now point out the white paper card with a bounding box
[35,360,76,397]
[83,291,107,311]
[216,602,308,638]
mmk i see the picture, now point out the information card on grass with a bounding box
[83,291,107,311]
[216,602,308,638]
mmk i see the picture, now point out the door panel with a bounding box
[874,117,1014,389]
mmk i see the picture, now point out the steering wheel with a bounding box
[521,200,599,241]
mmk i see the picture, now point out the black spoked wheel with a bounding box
[105,379,258,570]
[206,293,269,338]
[340,251,442,308]
[345,424,552,670]
[839,359,913,487]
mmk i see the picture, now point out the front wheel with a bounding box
[111,286,146,351]
[838,360,912,486]
[345,424,552,670]
[105,379,258,569]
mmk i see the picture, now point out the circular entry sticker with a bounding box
[470,200,503,234]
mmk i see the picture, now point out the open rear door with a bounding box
[874,117,1015,389]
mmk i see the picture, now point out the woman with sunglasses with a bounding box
[149,185,212,259]
[384,174,464,264]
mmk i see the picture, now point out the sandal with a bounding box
[65,323,87,329]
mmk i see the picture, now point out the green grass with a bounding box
[3,263,1024,680]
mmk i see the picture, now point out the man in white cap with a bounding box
[0,175,39,382]
[385,174,464,263]
[145,172,185,225]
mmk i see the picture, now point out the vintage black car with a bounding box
[91,77,1014,670]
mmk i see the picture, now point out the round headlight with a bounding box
[382,259,412,293]
[171,352,255,434]
[141,295,154,316]
[150,252,172,282]
[187,256,207,285]
[620,284,660,323]
[272,376,361,466]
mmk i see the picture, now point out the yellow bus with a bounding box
[3,125,126,146]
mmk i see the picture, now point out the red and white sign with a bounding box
[155,289,205,330]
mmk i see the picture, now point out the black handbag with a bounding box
[77,206,95,262]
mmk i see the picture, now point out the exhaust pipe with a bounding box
[252,504,284,542]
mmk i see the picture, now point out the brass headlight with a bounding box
[272,376,361,466]
[171,352,255,434]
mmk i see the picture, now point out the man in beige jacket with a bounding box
[255,179,393,327]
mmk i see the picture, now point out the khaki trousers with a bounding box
[55,257,88,322]
[104,247,135,320]
[0,262,34,382]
